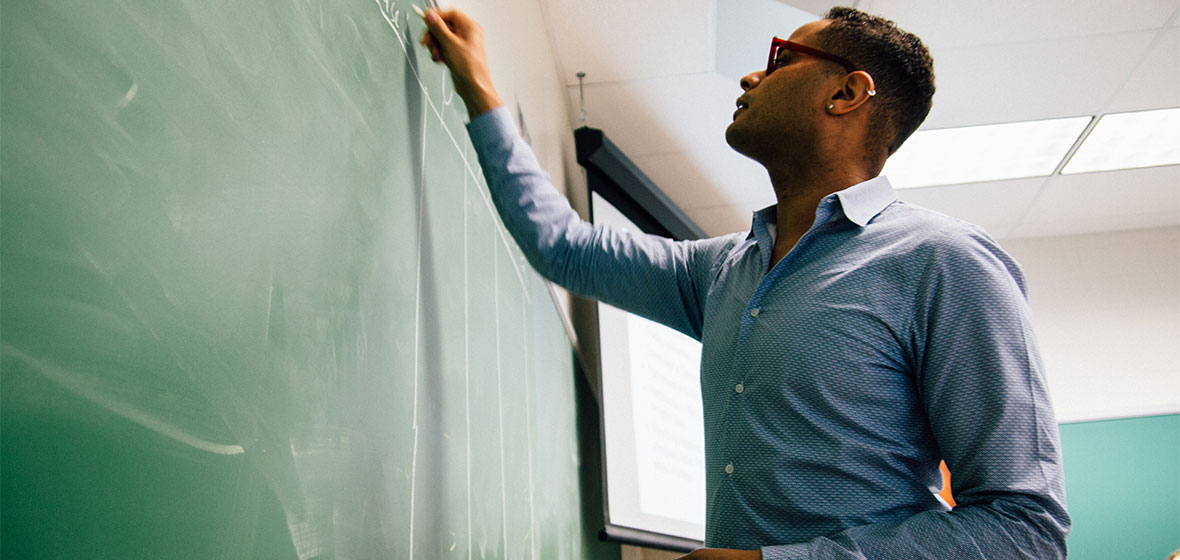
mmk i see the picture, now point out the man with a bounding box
[421,6,1069,559]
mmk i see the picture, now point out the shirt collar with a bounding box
[748,175,898,237]
[835,175,898,227]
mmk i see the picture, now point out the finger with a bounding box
[436,9,474,35]
[421,32,440,52]
[422,9,461,49]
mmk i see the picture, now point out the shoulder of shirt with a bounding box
[885,201,1028,292]
[878,200,1016,267]
[883,200,996,243]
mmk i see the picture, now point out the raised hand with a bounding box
[419,8,504,117]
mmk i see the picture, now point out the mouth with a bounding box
[733,98,750,120]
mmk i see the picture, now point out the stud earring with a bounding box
[868,89,877,96]
[827,104,835,112]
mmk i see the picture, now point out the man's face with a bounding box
[725,20,835,164]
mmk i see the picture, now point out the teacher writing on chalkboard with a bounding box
[421,7,1069,560]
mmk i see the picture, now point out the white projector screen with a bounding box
[592,191,707,543]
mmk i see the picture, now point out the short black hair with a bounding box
[817,7,935,155]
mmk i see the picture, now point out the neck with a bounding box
[765,156,874,243]
[760,124,881,233]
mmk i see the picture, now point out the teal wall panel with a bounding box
[1060,414,1180,560]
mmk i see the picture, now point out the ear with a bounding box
[825,71,876,116]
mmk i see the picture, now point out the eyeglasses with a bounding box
[766,36,858,76]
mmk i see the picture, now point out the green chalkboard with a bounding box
[1,1,600,558]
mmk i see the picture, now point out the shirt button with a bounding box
[735,383,744,394]
[725,463,734,474]
[749,307,760,317]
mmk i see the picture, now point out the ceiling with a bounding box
[537,0,1180,239]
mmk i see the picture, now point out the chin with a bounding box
[724,122,747,154]
[724,122,762,163]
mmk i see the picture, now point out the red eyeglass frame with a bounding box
[767,36,859,76]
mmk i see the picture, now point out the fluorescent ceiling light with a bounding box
[1061,107,1180,175]
[882,116,1091,189]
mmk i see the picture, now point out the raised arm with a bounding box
[419,8,736,338]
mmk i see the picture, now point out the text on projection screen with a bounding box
[592,191,706,541]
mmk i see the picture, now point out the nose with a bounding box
[740,70,765,91]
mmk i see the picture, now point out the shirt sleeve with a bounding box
[465,107,735,340]
[761,226,1071,560]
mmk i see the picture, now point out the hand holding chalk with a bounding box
[418,7,503,118]
[415,6,444,63]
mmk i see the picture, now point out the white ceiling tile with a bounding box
[896,177,1045,238]
[922,30,1158,129]
[684,204,756,237]
[778,0,833,18]
[715,0,818,81]
[544,0,714,85]
[1007,211,1180,238]
[632,148,775,211]
[1105,26,1180,113]
[862,0,1176,50]
[1021,165,1180,222]
[630,152,733,210]
[568,73,741,157]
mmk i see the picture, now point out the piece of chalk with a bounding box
[412,4,426,18]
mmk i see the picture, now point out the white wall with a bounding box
[1002,227,1180,423]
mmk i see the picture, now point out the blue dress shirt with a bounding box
[467,107,1069,559]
